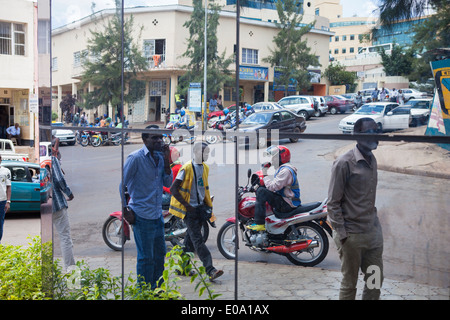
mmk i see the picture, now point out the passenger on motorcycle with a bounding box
[247,145,301,231]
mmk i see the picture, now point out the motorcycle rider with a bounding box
[247,145,301,231]
[176,109,191,129]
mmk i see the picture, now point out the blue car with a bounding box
[1,161,51,213]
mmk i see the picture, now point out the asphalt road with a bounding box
[54,113,449,288]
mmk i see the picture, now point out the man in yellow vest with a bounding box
[170,142,223,281]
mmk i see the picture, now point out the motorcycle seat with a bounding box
[273,201,322,219]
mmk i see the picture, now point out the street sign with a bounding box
[29,93,38,113]
[188,82,202,112]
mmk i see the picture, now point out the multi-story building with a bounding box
[315,0,377,61]
[51,0,333,124]
[0,0,38,146]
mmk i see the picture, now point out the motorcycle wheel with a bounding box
[205,133,219,144]
[284,221,329,267]
[217,221,237,260]
[80,137,90,147]
[91,136,102,147]
[102,216,127,251]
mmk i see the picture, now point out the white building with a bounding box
[51,0,333,124]
[0,0,38,145]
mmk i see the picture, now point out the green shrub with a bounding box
[0,237,220,300]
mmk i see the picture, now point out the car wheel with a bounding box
[298,110,309,120]
[377,123,383,133]
[329,107,337,115]
[289,127,301,143]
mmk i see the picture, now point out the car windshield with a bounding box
[243,113,271,124]
[334,96,345,100]
[355,104,384,115]
[405,101,430,109]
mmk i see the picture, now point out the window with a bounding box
[349,47,354,53]
[224,87,237,101]
[242,48,258,65]
[342,48,346,54]
[334,48,339,54]
[350,34,355,41]
[335,36,339,42]
[342,35,347,41]
[143,39,166,67]
[52,57,58,71]
[73,51,81,67]
[0,21,25,56]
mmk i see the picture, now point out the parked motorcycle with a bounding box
[217,168,332,267]
[163,121,196,145]
[205,111,244,144]
[102,195,210,251]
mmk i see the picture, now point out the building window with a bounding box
[223,87,237,102]
[342,35,347,41]
[242,48,258,65]
[335,36,339,42]
[334,48,339,54]
[0,21,26,56]
[143,39,166,67]
[350,34,355,41]
[315,8,320,16]
[73,51,81,67]
[52,57,58,71]
[349,47,354,53]
[342,48,346,54]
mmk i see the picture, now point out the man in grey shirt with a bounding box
[327,117,383,300]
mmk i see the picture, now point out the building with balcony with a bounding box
[51,0,333,124]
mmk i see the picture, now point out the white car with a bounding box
[310,96,328,117]
[404,98,432,126]
[52,122,76,145]
[277,95,315,120]
[399,88,428,101]
[339,102,411,133]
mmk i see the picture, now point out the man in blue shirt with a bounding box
[121,125,172,289]
[6,123,21,145]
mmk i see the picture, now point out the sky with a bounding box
[51,0,381,29]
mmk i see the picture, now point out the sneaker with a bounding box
[209,269,224,281]
[246,223,266,231]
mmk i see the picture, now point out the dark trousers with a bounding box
[183,213,214,274]
[254,187,293,225]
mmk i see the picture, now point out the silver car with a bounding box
[310,96,328,117]
[52,122,76,145]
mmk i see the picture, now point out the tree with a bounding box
[379,43,414,76]
[177,0,233,98]
[323,62,357,92]
[78,1,148,117]
[59,94,77,123]
[263,0,320,96]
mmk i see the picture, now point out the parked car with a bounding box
[310,96,328,117]
[277,95,315,120]
[39,141,52,171]
[0,139,29,162]
[251,102,284,112]
[52,122,76,145]
[324,95,352,114]
[338,102,411,133]
[399,88,428,101]
[235,109,306,148]
[2,160,51,212]
[404,98,432,126]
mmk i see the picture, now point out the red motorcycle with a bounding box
[217,168,332,267]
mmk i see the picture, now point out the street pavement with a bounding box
[80,123,449,300]
[4,123,449,300]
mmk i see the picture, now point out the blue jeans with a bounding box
[133,214,166,289]
[0,201,6,241]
